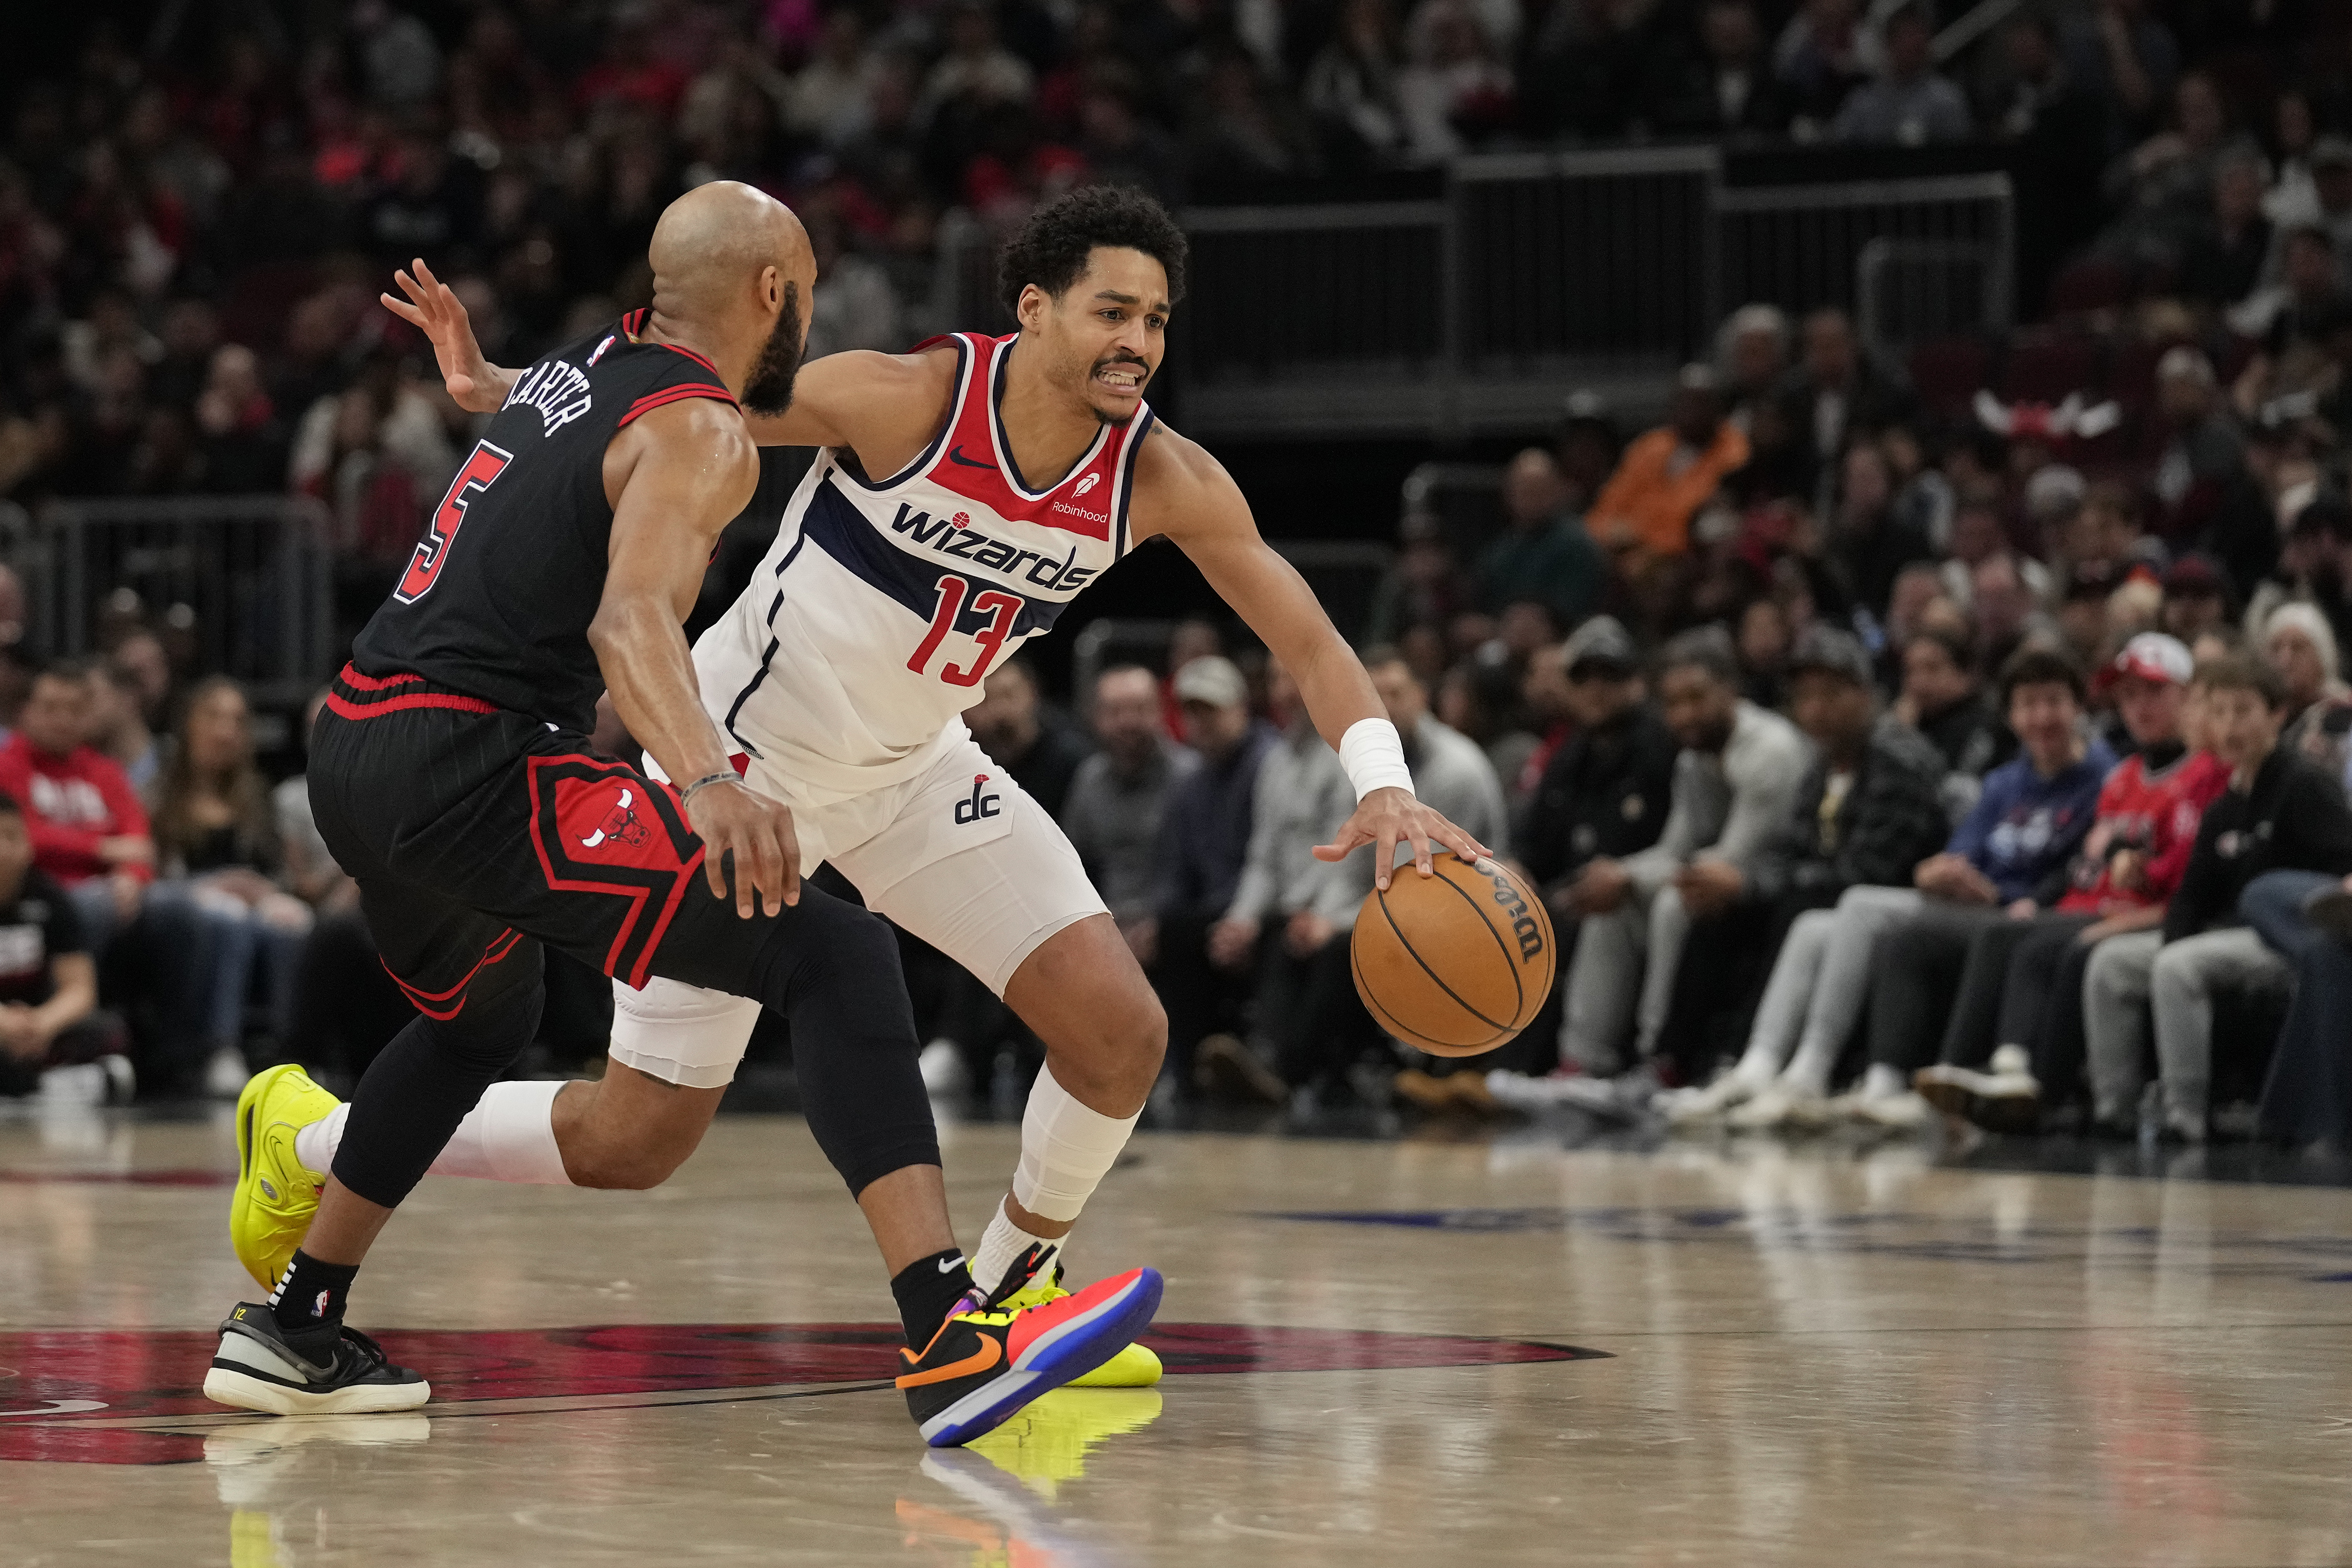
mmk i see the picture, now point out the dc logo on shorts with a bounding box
[580,786,653,851]
[954,773,1001,825]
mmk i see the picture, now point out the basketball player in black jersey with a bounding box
[203,182,1163,1447]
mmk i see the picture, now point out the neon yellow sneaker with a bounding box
[999,1264,1163,1388]
[230,1065,341,1292]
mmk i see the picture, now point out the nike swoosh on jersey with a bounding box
[896,1335,1003,1388]
[946,445,995,468]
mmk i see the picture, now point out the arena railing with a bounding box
[1156,154,2012,442]
[36,495,335,709]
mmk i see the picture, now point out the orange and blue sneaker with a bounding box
[897,1267,1163,1448]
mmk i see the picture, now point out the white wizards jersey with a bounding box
[695,331,1152,802]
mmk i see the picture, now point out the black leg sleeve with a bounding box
[330,940,546,1208]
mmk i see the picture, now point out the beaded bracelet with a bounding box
[678,771,743,806]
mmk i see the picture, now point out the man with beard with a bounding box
[208,184,1166,1447]
[232,186,1481,1438]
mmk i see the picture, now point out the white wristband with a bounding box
[1339,717,1415,801]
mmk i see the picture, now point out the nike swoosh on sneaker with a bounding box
[898,1335,1001,1388]
[947,445,994,469]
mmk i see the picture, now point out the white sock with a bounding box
[293,1082,573,1185]
[972,1200,1061,1296]
[972,1064,1142,1293]
[1861,1063,1908,1101]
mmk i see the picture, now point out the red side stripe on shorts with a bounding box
[326,691,500,722]
[618,385,737,426]
[385,929,523,1021]
[337,667,423,692]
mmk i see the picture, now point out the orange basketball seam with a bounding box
[1428,859,1528,1023]
[1374,877,1513,1035]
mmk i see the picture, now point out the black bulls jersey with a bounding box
[350,311,740,732]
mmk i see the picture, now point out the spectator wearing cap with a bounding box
[1148,655,1279,1093]
[2086,654,2352,1139]
[1489,626,1807,1108]
[1472,447,1608,630]
[1587,367,1751,562]
[1514,618,1680,955]
[1896,625,2013,821]
[1829,1,1971,145]
[1651,626,1949,1114]
[1833,646,2117,1127]
[2265,601,2352,776]
[1914,633,2228,1131]
[1195,659,1377,1106]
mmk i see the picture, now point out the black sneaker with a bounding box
[203,1303,430,1415]
[897,1267,1162,1447]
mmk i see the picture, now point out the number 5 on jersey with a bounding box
[907,573,1023,687]
[397,441,513,604]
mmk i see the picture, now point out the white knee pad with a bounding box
[608,976,762,1089]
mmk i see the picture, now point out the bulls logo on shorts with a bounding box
[580,786,653,851]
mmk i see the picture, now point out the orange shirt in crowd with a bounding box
[1588,422,1750,558]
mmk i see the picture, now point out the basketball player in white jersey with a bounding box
[235,187,1484,1383]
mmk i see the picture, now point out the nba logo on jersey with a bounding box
[954,774,1001,824]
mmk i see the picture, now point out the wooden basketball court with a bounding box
[5,1103,2350,1565]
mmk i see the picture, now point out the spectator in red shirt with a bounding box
[0,662,155,947]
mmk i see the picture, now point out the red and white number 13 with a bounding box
[906,574,1022,687]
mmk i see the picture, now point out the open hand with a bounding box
[1312,787,1489,892]
[686,780,801,917]
[382,257,504,414]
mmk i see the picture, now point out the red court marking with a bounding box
[0,1323,1597,1465]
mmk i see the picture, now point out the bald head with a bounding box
[647,182,815,415]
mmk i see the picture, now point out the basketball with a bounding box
[1351,853,1556,1056]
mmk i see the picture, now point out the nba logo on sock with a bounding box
[312,1289,331,1320]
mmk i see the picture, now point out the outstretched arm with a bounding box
[1135,428,1490,888]
[591,399,801,916]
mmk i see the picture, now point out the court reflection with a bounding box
[206,1413,433,1568]
[896,1390,1160,1567]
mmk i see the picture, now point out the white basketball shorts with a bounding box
[608,728,1107,1088]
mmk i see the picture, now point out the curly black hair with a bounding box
[996,185,1189,319]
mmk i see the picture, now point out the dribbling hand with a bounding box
[686,780,801,917]
[1312,786,1489,892]
[381,257,502,414]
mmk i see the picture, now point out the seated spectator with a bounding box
[1368,512,1474,645]
[1914,635,2228,1130]
[1370,648,1511,857]
[2060,0,2178,150]
[2264,602,2352,770]
[1773,0,1877,130]
[2153,348,2249,543]
[1473,447,1607,629]
[1824,440,1935,620]
[2161,554,2235,643]
[1736,596,1792,710]
[1396,0,1515,162]
[2248,867,2352,1146]
[149,676,314,1080]
[1149,656,1278,1092]
[0,663,156,949]
[2248,496,2352,660]
[2085,653,2352,1138]
[2232,227,2351,413]
[965,657,1095,819]
[2100,71,2253,269]
[1654,0,1789,140]
[1940,502,2051,614]
[1829,1,1970,146]
[1195,661,1368,1105]
[1491,626,1807,1107]
[1305,0,1413,164]
[1062,666,1201,966]
[1777,309,1914,493]
[2177,149,2274,312]
[0,790,130,1101]
[87,661,161,799]
[1438,653,1539,790]
[1587,366,1750,562]
[1652,627,1949,1116]
[1841,646,2117,1127]
[1895,626,2012,818]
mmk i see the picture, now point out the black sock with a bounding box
[271,1250,360,1333]
[891,1247,975,1349]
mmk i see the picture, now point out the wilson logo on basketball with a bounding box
[1482,862,1546,960]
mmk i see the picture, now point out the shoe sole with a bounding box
[202,1365,431,1416]
[919,1269,1165,1447]
[1067,1341,1163,1388]
[1917,1076,2040,1135]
